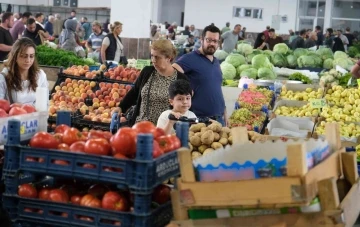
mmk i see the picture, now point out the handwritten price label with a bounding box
[310,99,326,109]
[135,59,151,70]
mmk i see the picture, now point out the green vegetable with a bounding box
[237,64,252,77]
[315,48,333,60]
[237,43,253,56]
[220,62,237,79]
[271,53,287,68]
[251,54,273,69]
[36,45,90,67]
[273,43,289,55]
[339,72,352,86]
[286,55,297,68]
[334,51,348,60]
[258,68,277,80]
[288,72,312,84]
[297,55,319,68]
[293,48,309,58]
[323,59,334,70]
[225,54,246,67]
[214,50,229,60]
[348,46,359,58]
[240,68,258,79]
[333,58,349,69]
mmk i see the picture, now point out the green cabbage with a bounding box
[258,67,277,80]
[84,58,95,65]
[251,54,273,69]
[271,53,287,67]
[214,50,229,60]
[294,48,309,58]
[334,51,348,60]
[220,62,237,79]
[240,68,258,79]
[225,54,246,67]
[273,43,289,55]
[237,43,253,55]
[306,52,323,67]
[237,64,252,76]
[323,59,333,70]
[315,48,333,60]
[286,55,298,68]
[332,58,348,69]
[297,55,320,68]
[263,50,273,58]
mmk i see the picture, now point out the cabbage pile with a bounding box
[214,50,229,61]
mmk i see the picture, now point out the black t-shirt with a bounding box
[291,36,305,50]
[23,24,46,46]
[344,33,356,47]
[0,27,13,61]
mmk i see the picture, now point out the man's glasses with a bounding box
[204,38,220,44]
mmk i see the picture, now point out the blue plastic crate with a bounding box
[3,120,189,194]
[89,65,100,71]
[3,195,172,227]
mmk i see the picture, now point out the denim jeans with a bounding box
[213,115,225,126]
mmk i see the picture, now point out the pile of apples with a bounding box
[103,65,140,83]
[63,65,107,79]
[0,99,36,117]
[49,78,97,117]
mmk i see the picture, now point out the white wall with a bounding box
[0,0,111,8]
[184,0,297,34]
[159,0,185,25]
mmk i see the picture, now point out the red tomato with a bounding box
[113,153,128,159]
[54,124,70,134]
[132,121,156,137]
[57,143,70,151]
[53,133,63,143]
[82,163,96,169]
[82,131,89,138]
[168,135,181,151]
[79,216,94,222]
[54,160,70,165]
[21,104,36,113]
[69,141,86,153]
[156,135,173,153]
[62,128,85,145]
[88,184,108,199]
[153,140,164,158]
[71,195,83,205]
[110,127,137,156]
[84,138,111,156]
[18,184,37,198]
[101,191,129,211]
[88,130,112,141]
[154,127,165,139]
[80,194,101,208]
[38,188,52,200]
[49,189,69,203]
[29,132,59,149]
[152,184,171,205]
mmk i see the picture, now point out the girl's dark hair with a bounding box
[201,25,221,38]
[4,37,40,92]
[169,79,192,99]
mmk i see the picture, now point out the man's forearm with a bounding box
[0,44,12,52]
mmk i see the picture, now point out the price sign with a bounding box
[135,59,151,70]
[310,99,327,109]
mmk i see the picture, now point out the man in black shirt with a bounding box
[315,25,324,48]
[0,12,14,61]
[290,29,306,50]
[344,27,357,47]
[23,18,46,46]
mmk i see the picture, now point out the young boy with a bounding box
[157,79,196,135]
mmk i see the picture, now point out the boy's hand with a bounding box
[170,112,182,121]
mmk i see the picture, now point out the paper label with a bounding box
[310,99,326,109]
[135,59,151,70]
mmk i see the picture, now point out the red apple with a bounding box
[22,104,36,113]
[0,108,8,117]
[152,184,171,205]
[0,99,10,112]
[9,107,27,116]
[101,191,129,211]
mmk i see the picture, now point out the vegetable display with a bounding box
[229,108,266,131]
[238,87,274,111]
[319,69,346,87]
[274,103,319,117]
[288,72,312,84]
[280,86,323,101]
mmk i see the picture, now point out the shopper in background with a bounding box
[221,22,230,34]
[254,32,267,50]
[189,25,200,39]
[35,13,45,29]
[44,15,55,36]
[164,21,170,29]
[53,14,63,38]
[101,21,126,64]
[120,39,188,126]
[337,29,349,52]
[0,12,14,61]
[332,36,345,52]
[306,29,312,39]
[181,25,191,36]
[150,24,160,41]
[239,27,246,40]
[193,34,202,51]
[258,28,283,51]
[81,17,92,40]
[183,35,195,53]
[86,21,107,62]
[69,10,77,20]
[344,27,357,47]
[290,29,306,50]
[305,31,318,49]
[10,12,32,42]
[315,25,323,48]
[263,25,271,39]
[288,29,297,43]
[103,19,110,33]
[173,25,227,126]
[13,13,19,22]
[59,19,85,57]
[34,13,49,40]
[0,38,48,105]
[23,18,46,46]
[220,24,241,53]
[167,22,178,40]
[324,28,334,48]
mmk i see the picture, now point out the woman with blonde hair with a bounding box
[101,21,125,64]
[120,39,188,125]
[0,37,48,104]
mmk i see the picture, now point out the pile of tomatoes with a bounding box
[29,121,181,161]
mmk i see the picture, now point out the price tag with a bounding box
[357,79,360,87]
[310,99,327,109]
[135,59,151,70]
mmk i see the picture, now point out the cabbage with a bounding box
[237,64,252,76]
[315,48,333,60]
[297,56,319,68]
[271,53,287,68]
[251,54,273,69]
[323,59,333,70]
[263,50,273,58]
[84,58,95,65]
[240,68,258,79]
[225,54,246,67]
[220,62,236,79]
[332,58,348,69]
[273,43,289,55]
[258,68,277,80]
[286,55,297,68]
[214,50,229,61]
[294,48,309,58]
[237,43,253,55]
[246,53,255,64]
[306,53,323,67]
[334,51,347,60]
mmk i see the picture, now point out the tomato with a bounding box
[132,121,156,137]
[88,130,112,141]
[153,140,164,158]
[168,135,181,151]
[18,184,37,198]
[82,163,96,169]
[38,188,52,200]
[49,189,69,203]
[54,124,70,134]
[156,136,173,153]
[25,157,37,162]
[78,216,94,222]
[110,127,137,156]
[71,195,83,205]
[154,127,165,139]
[84,138,111,156]
[54,160,70,165]
[80,194,101,208]
[88,184,108,199]
[69,141,86,153]
[53,133,63,143]
[82,131,89,138]
[57,143,70,151]
[62,128,85,145]
[152,184,171,205]
[29,132,59,149]
[101,191,129,211]
[113,153,128,159]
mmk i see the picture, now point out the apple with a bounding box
[9,107,27,116]
[152,184,171,205]
[101,191,129,211]
[0,109,8,117]
[22,104,36,113]
[10,103,22,109]
[0,99,10,112]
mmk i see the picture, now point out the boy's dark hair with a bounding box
[27,18,35,25]
[21,12,32,19]
[202,25,221,38]
[169,79,192,99]
[35,12,43,18]
[327,28,333,34]
[346,27,351,32]
[299,29,307,36]
[268,28,275,33]
[315,25,321,31]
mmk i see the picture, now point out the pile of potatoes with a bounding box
[189,122,232,160]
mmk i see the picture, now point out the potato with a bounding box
[219,137,228,146]
[169,177,175,184]
[190,136,202,147]
[192,146,198,151]
[203,148,214,156]
[201,127,211,133]
[228,136,233,144]
[189,123,206,132]
[213,132,220,141]
[191,151,202,159]
[220,131,228,139]
[188,143,193,152]
[201,130,214,145]
[211,142,223,150]
[198,145,208,154]
[208,123,222,133]
[222,127,231,134]
[195,132,202,137]
[189,131,195,137]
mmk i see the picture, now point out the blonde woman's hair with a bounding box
[109,21,123,33]
[151,39,177,62]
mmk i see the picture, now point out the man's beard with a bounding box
[202,43,216,55]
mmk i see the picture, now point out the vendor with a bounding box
[257,28,283,51]
[0,38,48,105]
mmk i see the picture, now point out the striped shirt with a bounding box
[87,31,107,51]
